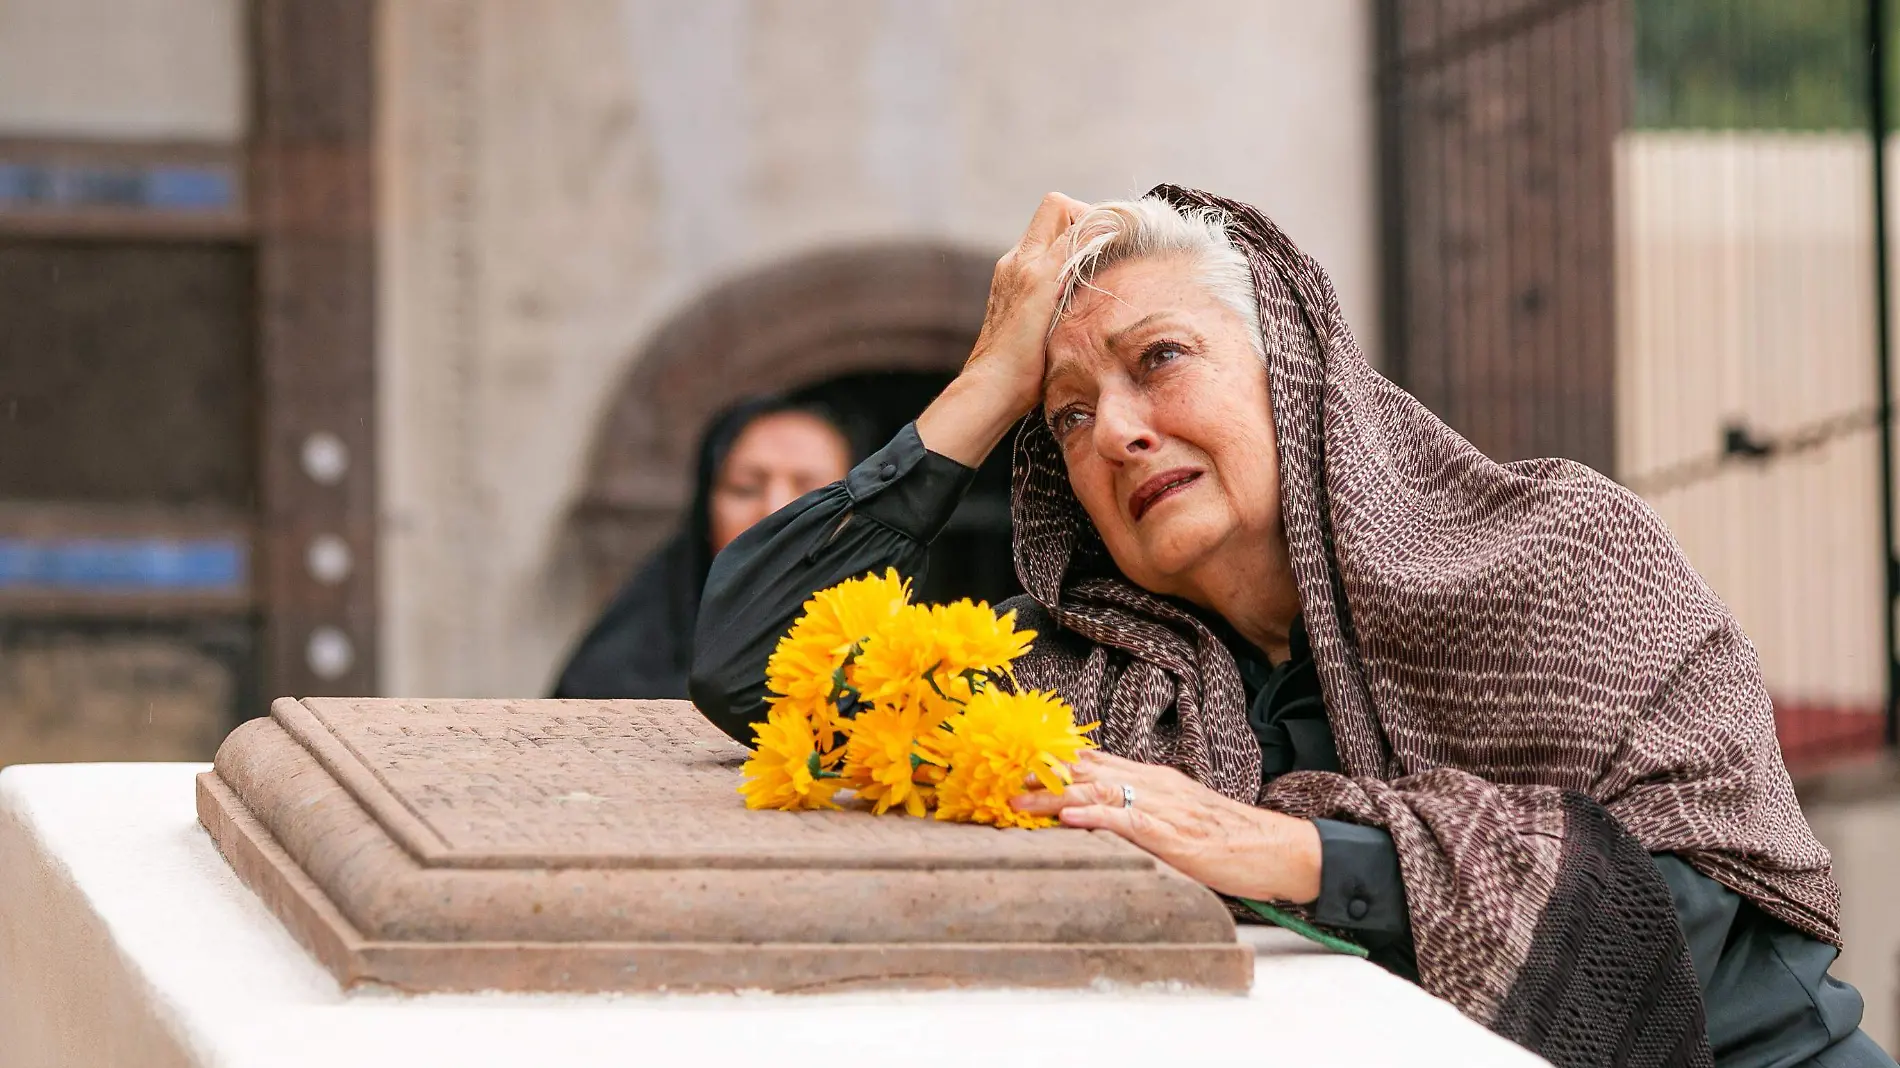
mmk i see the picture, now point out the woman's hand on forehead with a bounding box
[915,191,1089,468]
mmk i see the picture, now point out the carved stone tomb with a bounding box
[198,698,1249,994]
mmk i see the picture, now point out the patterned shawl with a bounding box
[1007,185,1838,1067]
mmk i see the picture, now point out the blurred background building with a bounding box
[0,0,1381,728]
[3,0,1900,1044]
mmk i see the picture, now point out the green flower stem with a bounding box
[1237,898,1369,959]
[921,663,970,706]
[805,752,843,780]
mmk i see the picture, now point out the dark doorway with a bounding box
[573,242,998,610]
[790,370,1020,607]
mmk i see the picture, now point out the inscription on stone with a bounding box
[199,697,1249,994]
[284,697,1148,870]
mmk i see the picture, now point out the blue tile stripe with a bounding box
[0,537,247,593]
[0,161,238,212]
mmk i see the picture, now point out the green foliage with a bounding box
[1636,0,1872,130]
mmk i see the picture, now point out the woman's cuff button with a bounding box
[877,461,898,481]
[1347,896,1370,921]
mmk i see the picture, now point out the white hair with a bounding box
[1052,196,1264,361]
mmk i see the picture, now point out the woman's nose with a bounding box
[1091,393,1156,461]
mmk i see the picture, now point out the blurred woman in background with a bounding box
[551,396,854,700]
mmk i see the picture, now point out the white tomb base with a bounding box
[0,763,1546,1068]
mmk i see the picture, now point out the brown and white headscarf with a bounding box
[1006,185,1838,1067]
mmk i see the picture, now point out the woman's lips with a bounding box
[1128,468,1204,521]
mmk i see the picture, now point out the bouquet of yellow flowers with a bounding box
[738,569,1098,828]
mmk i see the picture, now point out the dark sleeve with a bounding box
[1311,819,1415,982]
[1651,853,1881,1066]
[688,423,977,745]
[1651,854,1739,990]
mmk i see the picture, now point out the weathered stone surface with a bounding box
[199,697,1249,994]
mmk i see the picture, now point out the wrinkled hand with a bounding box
[1012,750,1322,904]
[916,191,1090,468]
[964,190,1091,415]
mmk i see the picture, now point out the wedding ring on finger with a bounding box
[1120,784,1136,810]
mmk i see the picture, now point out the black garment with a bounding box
[1226,616,1340,777]
[691,421,974,732]
[553,534,705,699]
[1657,857,1888,1068]
[553,397,842,700]
[1214,613,1415,977]
[690,423,1891,1068]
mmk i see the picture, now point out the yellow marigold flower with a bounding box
[738,706,846,811]
[842,700,939,818]
[849,599,1032,715]
[764,568,910,739]
[927,600,1036,677]
[848,602,957,713]
[928,688,1098,829]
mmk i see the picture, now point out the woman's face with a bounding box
[1041,255,1282,600]
[708,410,852,554]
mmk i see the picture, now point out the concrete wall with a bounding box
[0,770,198,1067]
[377,0,1381,697]
[0,0,245,140]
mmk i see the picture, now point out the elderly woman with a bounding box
[690,188,1892,1068]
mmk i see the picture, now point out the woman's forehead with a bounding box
[1052,259,1225,347]
[725,411,847,462]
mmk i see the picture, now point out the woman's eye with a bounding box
[1051,408,1090,437]
[1144,343,1184,369]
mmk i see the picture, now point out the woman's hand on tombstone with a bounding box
[916,191,1090,468]
[1011,750,1323,905]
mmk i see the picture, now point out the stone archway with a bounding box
[572,242,994,602]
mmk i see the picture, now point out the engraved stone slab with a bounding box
[198,698,1249,994]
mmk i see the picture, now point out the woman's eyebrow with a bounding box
[1041,356,1085,396]
[1103,311,1173,351]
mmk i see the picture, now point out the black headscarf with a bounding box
[551,396,851,699]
